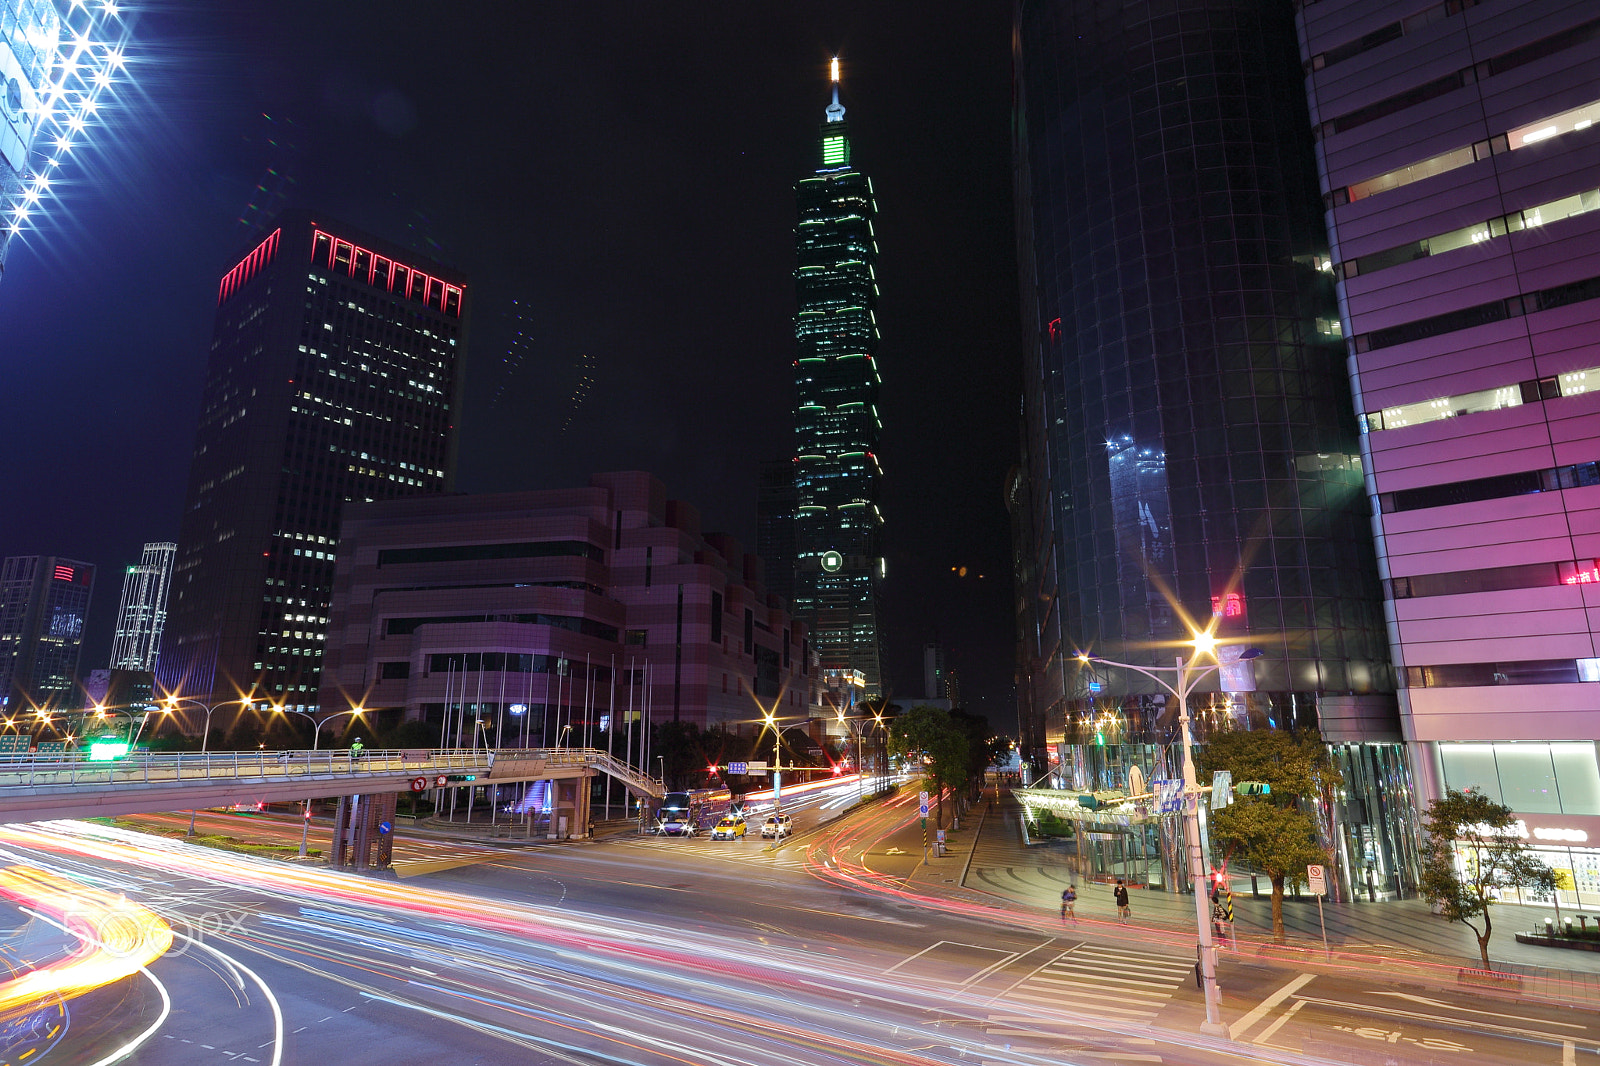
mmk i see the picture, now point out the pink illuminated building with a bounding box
[1303,0,1600,892]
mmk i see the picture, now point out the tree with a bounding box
[1419,788,1549,970]
[889,705,970,828]
[1198,729,1340,941]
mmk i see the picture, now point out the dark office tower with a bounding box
[791,58,885,704]
[1014,1,1406,896]
[158,211,467,721]
[756,458,798,608]
[0,556,94,715]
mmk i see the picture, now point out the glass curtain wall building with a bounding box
[157,211,467,727]
[1013,0,1414,899]
[791,59,886,702]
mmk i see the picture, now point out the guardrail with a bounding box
[0,746,666,795]
[0,749,483,789]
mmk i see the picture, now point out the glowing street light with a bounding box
[163,693,254,838]
[1076,630,1262,1039]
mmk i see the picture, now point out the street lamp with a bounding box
[753,695,804,831]
[1076,632,1260,1039]
[273,704,367,857]
[833,708,877,804]
[163,694,254,838]
[555,724,573,750]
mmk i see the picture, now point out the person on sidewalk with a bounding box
[1062,884,1077,923]
[1113,879,1131,923]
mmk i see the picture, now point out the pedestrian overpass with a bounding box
[0,747,664,825]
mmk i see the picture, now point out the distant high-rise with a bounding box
[158,211,468,721]
[922,642,946,700]
[756,458,798,608]
[110,542,175,672]
[791,58,885,703]
[0,556,95,714]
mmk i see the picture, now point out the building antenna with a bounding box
[826,56,846,123]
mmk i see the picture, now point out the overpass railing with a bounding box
[0,749,484,789]
[518,748,663,797]
[0,746,666,794]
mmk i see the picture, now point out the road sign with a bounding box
[936,829,946,844]
[435,775,447,788]
[747,761,767,772]
[728,761,748,774]
[1210,771,1233,810]
[410,777,427,792]
[919,790,929,818]
[1307,864,1327,896]
[1153,779,1183,814]
[378,821,392,835]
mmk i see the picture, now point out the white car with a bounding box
[760,815,793,839]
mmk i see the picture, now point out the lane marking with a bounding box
[1371,992,1586,1028]
[1231,972,1316,1041]
[1294,996,1600,1046]
[1252,998,1305,1047]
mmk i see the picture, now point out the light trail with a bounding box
[0,865,171,1011]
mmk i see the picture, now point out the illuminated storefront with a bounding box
[1438,740,1600,906]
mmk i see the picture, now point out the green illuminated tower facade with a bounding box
[792,59,884,703]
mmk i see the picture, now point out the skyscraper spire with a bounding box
[826,56,846,123]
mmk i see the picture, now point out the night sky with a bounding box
[0,3,1022,729]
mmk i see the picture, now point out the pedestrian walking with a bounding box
[1061,884,1078,922]
[1113,879,1131,923]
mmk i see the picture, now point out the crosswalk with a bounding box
[992,943,1194,1027]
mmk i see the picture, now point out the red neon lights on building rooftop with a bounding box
[310,229,464,318]
[217,228,281,305]
[53,566,75,583]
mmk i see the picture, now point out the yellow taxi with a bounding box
[710,815,747,840]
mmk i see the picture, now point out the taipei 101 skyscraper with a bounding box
[790,58,885,704]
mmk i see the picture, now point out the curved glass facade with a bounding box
[1016,0,1391,718]
[1014,0,1410,898]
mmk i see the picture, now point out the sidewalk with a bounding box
[903,788,1600,1005]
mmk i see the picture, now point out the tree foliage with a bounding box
[889,705,971,826]
[1419,788,1548,970]
[1198,728,1340,941]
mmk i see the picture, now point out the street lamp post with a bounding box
[164,695,251,838]
[274,705,367,857]
[1077,632,1255,1040]
[833,710,875,804]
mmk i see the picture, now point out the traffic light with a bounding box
[1093,731,1105,746]
[446,774,477,782]
[1234,781,1271,797]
